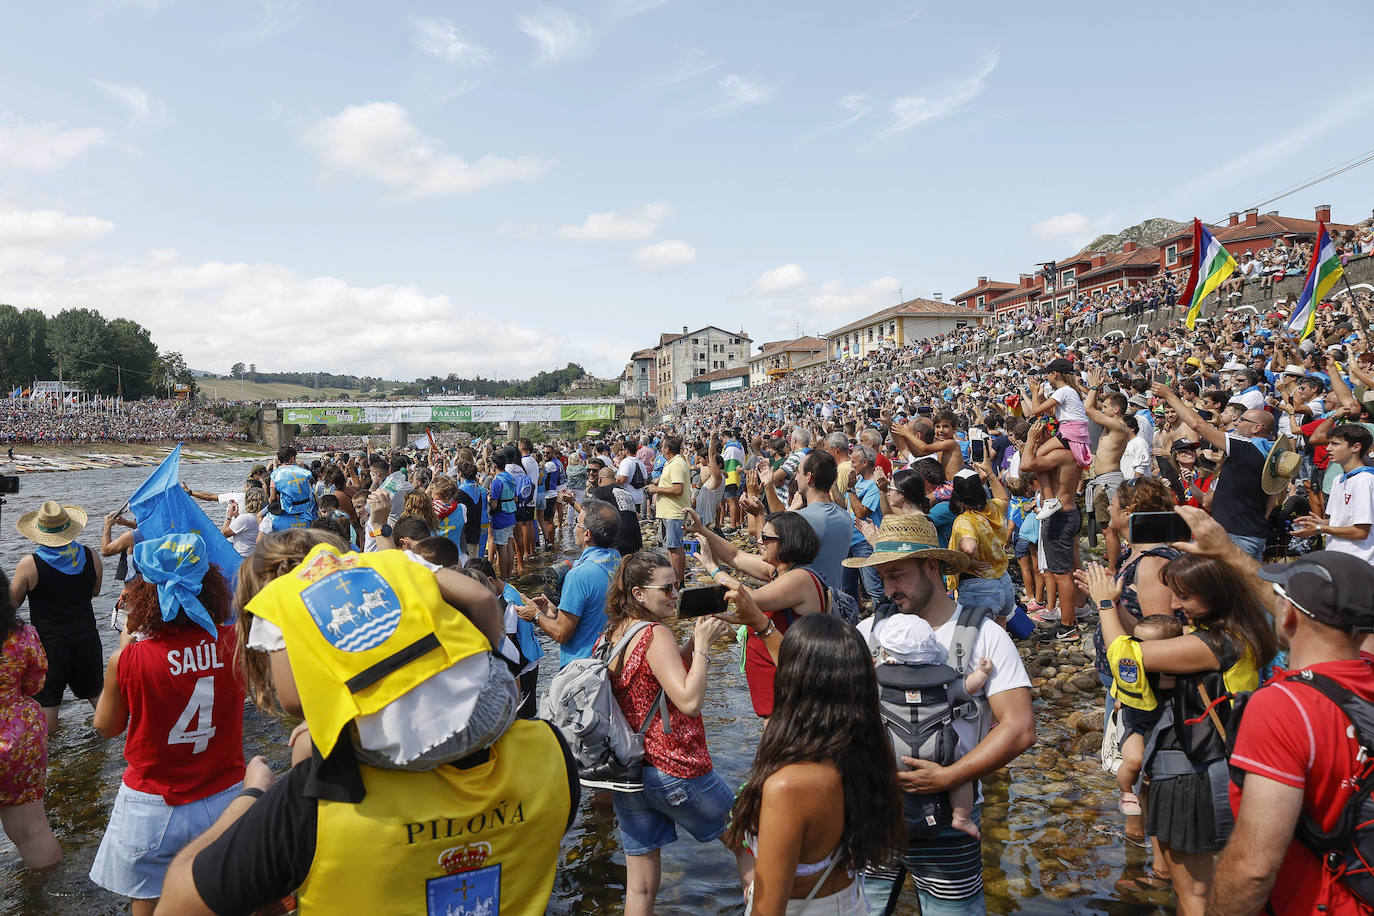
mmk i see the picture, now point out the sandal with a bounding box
[1119,791,1143,816]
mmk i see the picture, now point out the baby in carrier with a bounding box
[874,615,993,838]
[1112,614,1184,822]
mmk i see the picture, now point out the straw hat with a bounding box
[842,513,969,573]
[17,501,88,547]
[1261,436,1301,495]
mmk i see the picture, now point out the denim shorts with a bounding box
[90,780,242,899]
[491,524,514,546]
[611,766,736,855]
[1012,538,1034,560]
[659,517,685,549]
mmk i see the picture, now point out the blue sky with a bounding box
[2,0,1372,381]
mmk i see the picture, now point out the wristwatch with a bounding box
[371,524,393,539]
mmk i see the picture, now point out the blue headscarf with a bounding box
[36,543,87,576]
[132,533,217,636]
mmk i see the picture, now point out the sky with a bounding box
[2,0,1373,382]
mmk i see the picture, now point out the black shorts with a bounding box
[34,633,104,707]
[1041,507,1081,574]
[722,484,740,499]
[542,501,557,520]
[515,506,534,523]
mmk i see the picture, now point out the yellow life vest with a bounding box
[247,544,491,757]
[1107,635,1156,711]
[295,719,572,916]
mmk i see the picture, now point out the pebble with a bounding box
[1038,666,1057,678]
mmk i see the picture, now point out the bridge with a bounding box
[259,398,623,448]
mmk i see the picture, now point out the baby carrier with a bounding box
[867,603,993,836]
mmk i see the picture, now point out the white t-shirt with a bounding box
[1121,437,1151,480]
[857,610,1031,802]
[1048,384,1088,423]
[1327,467,1374,564]
[618,456,645,505]
[228,513,259,557]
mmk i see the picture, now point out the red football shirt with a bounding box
[118,624,246,804]
[1228,656,1374,916]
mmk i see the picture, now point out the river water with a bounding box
[0,458,1172,915]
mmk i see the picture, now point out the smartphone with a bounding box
[1128,511,1192,544]
[970,440,985,464]
[866,407,881,420]
[676,584,728,619]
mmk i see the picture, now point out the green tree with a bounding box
[47,308,113,393]
[0,305,53,389]
[106,318,159,398]
[230,362,246,379]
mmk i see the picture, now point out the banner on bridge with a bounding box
[283,403,616,425]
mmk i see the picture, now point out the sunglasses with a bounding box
[643,583,680,595]
[760,534,779,543]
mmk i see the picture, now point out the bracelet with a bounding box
[693,650,709,658]
[238,787,265,801]
[707,566,721,578]
[754,620,777,639]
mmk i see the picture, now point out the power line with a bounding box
[1212,146,1374,224]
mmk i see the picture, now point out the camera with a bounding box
[0,475,17,495]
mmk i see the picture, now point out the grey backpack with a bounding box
[539,621,670,791]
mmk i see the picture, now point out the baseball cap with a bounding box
[1258,553,1374,633]
[250,464,267,475]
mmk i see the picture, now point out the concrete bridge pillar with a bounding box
[506,420,520,442]
[390,422,409,448]
[259,410,287,450]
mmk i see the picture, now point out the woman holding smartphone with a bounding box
[601,551,748,916]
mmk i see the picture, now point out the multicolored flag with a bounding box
[1286,222,1344,340]
[1180,218,1237,330]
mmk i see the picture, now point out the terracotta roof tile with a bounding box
[824,298,982,337]
[690,365,750,383]
[952,279,1017,300]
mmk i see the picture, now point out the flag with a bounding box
[128,444,242,583]
[1286,221,1344,340]
[1180,218,1237,330]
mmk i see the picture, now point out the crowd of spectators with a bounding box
[0,399,246,445]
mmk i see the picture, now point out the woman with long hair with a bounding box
[401,488,438,534]
[1085,550,1276,916]
[0,569,60,867]
[600,551,743,916]
[726,614,904,914]
[89,534,245,915]
[949,455,1014,619]
[685,510,826,717]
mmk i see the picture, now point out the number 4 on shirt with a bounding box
[168,676,217,754]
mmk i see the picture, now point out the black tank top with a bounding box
[29,547,98,642]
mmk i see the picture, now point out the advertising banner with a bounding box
[283,402,617,425]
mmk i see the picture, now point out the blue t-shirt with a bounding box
[928,500,956,548]
[489,473,516,529]
[796,500,851,588]
[557,545,620,665]
[849,477,883,548]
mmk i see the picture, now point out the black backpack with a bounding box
[1229,669,1374,906]
[630,460,646,489]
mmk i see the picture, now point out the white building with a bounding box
[825,298,986,360]
[620,349,656,399]
[654,326,751,403]
[747,336,829,386]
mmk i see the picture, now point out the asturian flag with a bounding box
[1286,222,1344,341]
[128,444,242,582]
[1180,218,1238,330]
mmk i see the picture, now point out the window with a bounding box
[957,321,967,329]
[727,352,734,359]
[693,338,699,344]
[697,352,705,360]
[889,322,895,335]
[976,295,984,307]
[697,368,705,375]
[1166,244,1178,265]
[868,328,874,341]
[732,337,740,344]
[1060,268,1075,285]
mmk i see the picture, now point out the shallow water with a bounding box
[0,459,1170,914]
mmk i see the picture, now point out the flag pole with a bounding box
[1339,273,1371,343]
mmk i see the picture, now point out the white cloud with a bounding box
[93,80,167,126]
[255,0,304,39]
[634,240,695,270]
[1030,212,1091,240]
[303,102,551,198]
[793,93,872,147]
[0,115,106,172]
[881,53,997,135]
[607,0,669,20]
[516,8,592,64]
[756,274,901,329]
[750,264,809,294]
[1,208,627,378]
[556,202,671,241]
[412,17,493,68]
[708,74,772,114]
[0,209,114,247]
